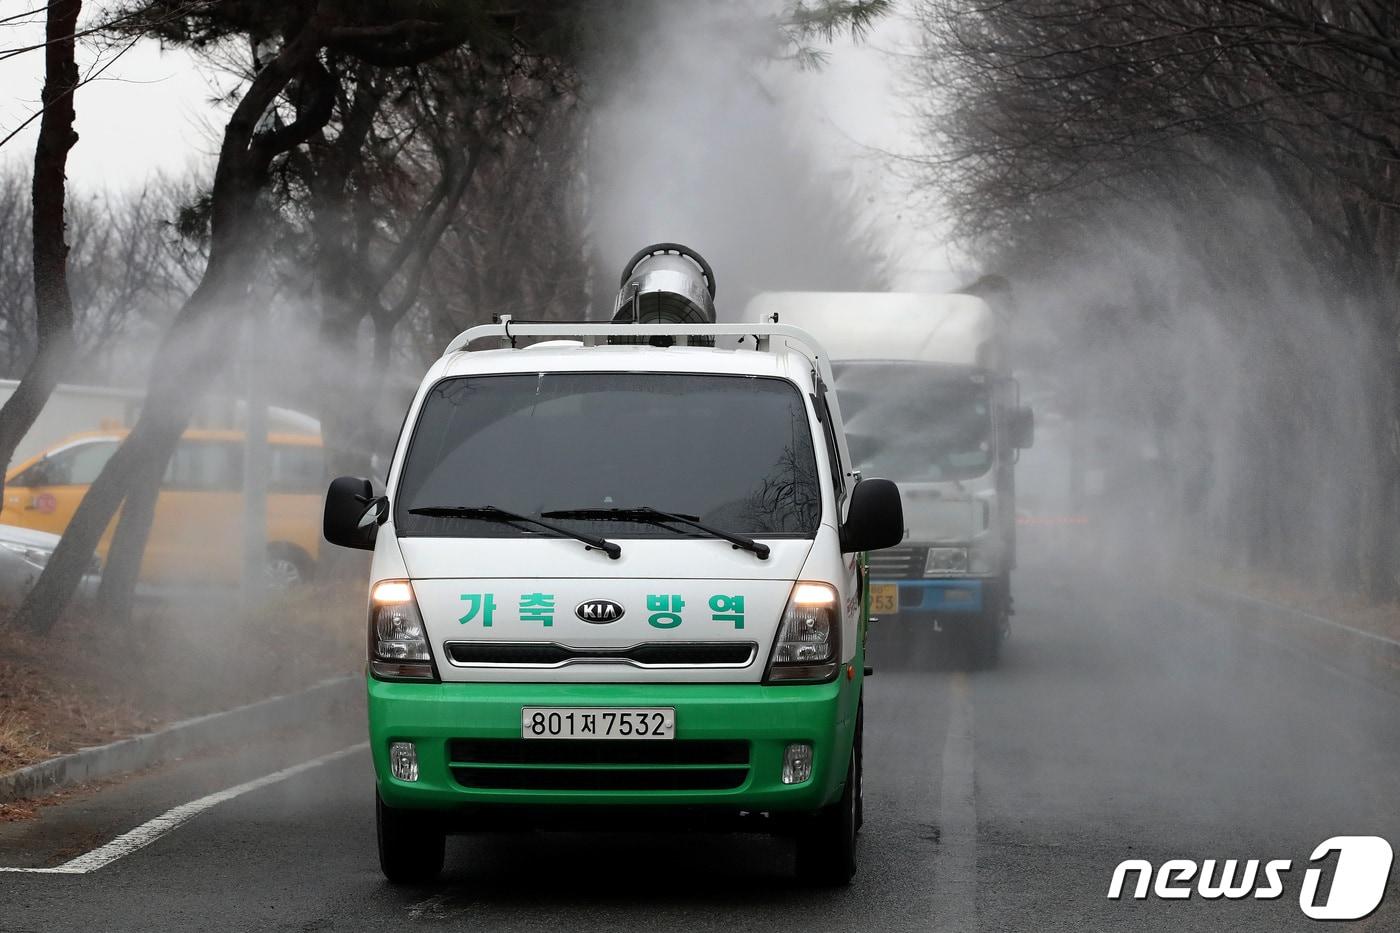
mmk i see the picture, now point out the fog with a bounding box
[1,1,1390,721]
[5,0,1391,687]
[3,4,1399,924]
[1006,189,1387,594]
[583,2,892,317]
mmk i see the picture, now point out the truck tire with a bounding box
[794,750,859,886]
[969,614,1002,669]
[968,577,1007,669]
[377,793,445,884]
[854,702,865,834]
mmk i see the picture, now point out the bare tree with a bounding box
[8,0,903,631]
[11,0,559,633]
[0,171,35,375]
[0,0,81,504]
[0,167,201,383]
[912,0,1400,599]
[416,93,591,354]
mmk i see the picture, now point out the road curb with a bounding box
[0,673,361,804]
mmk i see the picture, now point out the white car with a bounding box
[0,523,99,609]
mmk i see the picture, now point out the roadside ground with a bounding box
[1204,564,1400,644]
[0,583,362,789]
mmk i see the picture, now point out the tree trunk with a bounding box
[12,263,248,633]
[94,457,162,624]
[12,147,257,636]
[241,303,270,604]
[0,0,81,502]
[8,21,337,634]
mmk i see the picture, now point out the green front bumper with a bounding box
[369,676,859,813]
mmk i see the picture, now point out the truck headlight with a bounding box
[924,547,969,575]
[369,580,438,681]
[765,582,840,683]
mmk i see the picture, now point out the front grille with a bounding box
[448,739,751,792]
[453,768,746,791]
[450,739,749,766]
[869,545,924,580]
[444,641,756,669]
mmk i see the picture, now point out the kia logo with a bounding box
[575,599,624,623]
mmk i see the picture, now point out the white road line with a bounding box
[0,742,367,875]
[932,671,978,933]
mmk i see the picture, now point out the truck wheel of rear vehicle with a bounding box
[376,793,445,884]
[969,612,1002,669]
[795,750,858,886]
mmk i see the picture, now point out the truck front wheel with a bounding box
[794,750,859,886]
[969,577,1008,669]
[377,793,445,884]
[969,613,1003,668]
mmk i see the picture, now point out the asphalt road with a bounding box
[3,556,1399,932]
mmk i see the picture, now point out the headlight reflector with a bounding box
[765,581,840,682]
[369,580,437,680]
[924,546,969,575]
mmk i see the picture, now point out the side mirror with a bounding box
[841,478,904,553]
[1011,406,1034,449]
[324,476,386,551]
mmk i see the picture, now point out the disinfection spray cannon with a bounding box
[611,243,716,344]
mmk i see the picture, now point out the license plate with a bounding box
[871,583,899,615]
[521,707,675,740]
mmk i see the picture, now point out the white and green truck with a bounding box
[324,245,903,884]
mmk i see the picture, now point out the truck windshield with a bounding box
[831,361,993,482]
[394,372,821,538]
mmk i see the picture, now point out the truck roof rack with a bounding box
[442,315,833,366]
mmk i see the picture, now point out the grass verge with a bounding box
[0,582,362,777]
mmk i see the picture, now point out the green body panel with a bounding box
[369,672,861,812]
[369,555,871,815]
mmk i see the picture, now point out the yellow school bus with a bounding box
[1,429,324,586]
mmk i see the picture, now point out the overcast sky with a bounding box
[0,2,952,282]
[0,4,222,183]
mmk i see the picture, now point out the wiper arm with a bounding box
[407,505,621,559]
[541,507,770,560]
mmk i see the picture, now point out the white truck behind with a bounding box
[741,292,1033,666]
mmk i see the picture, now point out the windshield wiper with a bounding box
[541,507,770,560]
[407,505,621,559]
